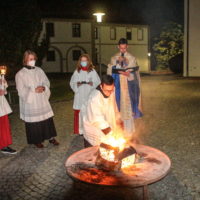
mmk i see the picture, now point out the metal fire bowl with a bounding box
[65,144,171,187]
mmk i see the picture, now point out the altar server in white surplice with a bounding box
[0,70,17,154]
[15,50,59,148]
[70,54,100,135]
[80,75,123,147]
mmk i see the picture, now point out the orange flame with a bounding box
[100,129,136,168]
[121,154,136,168]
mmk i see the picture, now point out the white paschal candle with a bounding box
[0,67,6,106]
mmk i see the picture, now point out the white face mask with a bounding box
[81,61,88,67]
[27,60,36,67]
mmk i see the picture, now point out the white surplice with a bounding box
[0,78,12,117]
[80,89,120,146]
[70,69,101,110]
[15,67,54,122]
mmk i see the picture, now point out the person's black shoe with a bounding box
[49,138,59,146]
[1,147,17,155]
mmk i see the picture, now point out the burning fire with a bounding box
[99,148,116,162]
[98,131,136,169]
[121,154,136,168]
[101,134,126,150]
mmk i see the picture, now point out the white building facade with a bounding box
[39,18,150,73]
[184,0,200,76]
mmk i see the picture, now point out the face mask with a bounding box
[81,61,88,67]
[27,60,36,67]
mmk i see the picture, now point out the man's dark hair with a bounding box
[101,74,114,85]
[118,38,128,45]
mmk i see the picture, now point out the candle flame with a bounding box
[0,66,7,75]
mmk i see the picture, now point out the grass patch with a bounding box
[49,78,74,102]
[6,74,74,104]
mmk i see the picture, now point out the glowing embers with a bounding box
[95,139,137,171]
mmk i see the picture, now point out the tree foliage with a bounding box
[0,0,49,78]
[152,22,183,70]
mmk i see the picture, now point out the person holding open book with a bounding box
[107,38,143,139]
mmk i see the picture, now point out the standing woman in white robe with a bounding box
[70,54,100,135]
[0,71,17,154]
[15,50,59,148]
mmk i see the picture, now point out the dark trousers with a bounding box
[25,117,57,144]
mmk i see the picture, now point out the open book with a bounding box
[80,81,89,84]
[112,66,139,74]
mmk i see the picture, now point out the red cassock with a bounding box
[0,115,12,149]
[73,110,80,134]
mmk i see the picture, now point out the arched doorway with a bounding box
[66,45,87,72]
[42,46,63,72]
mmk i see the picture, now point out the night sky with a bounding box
[38,0,184,37]
[0,0,184,39]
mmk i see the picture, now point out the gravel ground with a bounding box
[140,75,200,200]
[0,74,199,200]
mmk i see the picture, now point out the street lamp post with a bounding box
[93,12,105,77]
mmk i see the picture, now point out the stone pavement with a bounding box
[0,75,199,200]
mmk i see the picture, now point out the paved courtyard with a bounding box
[0,75,200,200]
